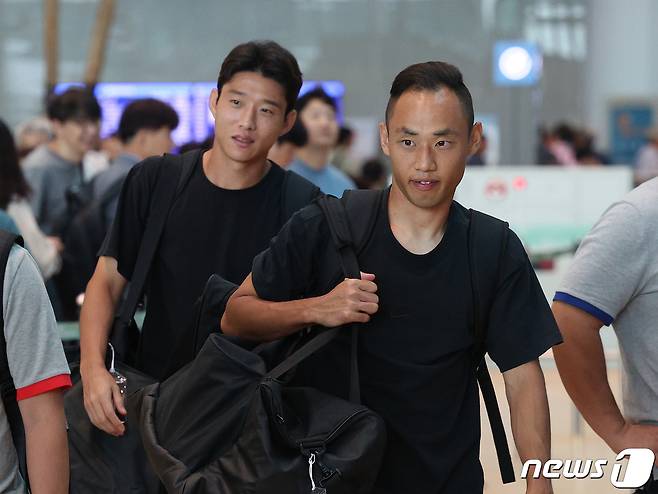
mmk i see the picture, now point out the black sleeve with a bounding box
[486,230,563,372]
[98,157,162,281]
[252,203,335,302]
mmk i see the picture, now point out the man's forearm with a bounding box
[222,293,322,341]
[504,360,552,491]
[20,391,69,494]
[79,260,124,372]
[552,304,625,449]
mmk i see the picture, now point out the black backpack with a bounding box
[0,230,29,491]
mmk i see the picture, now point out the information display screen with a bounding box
[55,80,345,146]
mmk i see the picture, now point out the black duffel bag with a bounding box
[128,194,387,493]
[130,329,386,493]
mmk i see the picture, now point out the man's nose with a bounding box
[239,107,257,130]
[415,143,436,171]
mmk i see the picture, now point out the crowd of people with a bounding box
[2,81,656,322]
[535,121,658,186]
[1,38,657,494]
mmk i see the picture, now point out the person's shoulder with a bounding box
[622,178,658,218]
[460,203,527,267]
[21,145,51,169]
[288,159,310,176]
[327,164,355,186]
[3,244,38,288]
[121,153,176,190]
[282,167,321,194]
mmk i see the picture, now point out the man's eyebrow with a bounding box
[226,90,282,109]
[433,128,459,137]
[262,99,282,109]
[394,127,418,136]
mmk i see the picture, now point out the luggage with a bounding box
[129,194,387,493]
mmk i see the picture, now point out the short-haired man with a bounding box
[80,40,320,437]
[1,232,71,493]
[289,87,356,196]
[223,61,562,493]
[268,117,307,167]
[552,177,658,492]
[92,98,179,223]
[23,87,102,236]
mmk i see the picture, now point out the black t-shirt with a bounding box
[102,153,308,380]
[252,188,562,494]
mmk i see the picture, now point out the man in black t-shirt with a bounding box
[79,41,320,437]
[223,62,562,493]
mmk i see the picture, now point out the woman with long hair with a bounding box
[0,118,62,278]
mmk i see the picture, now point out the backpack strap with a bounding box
[267,193,378,404]
[340,189,384,253]
[116,150,198,327]
[280,168,321,222]
[0,231,29,489]
[317,195,363,403]
[468,209,515,484]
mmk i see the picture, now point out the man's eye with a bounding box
[261,108,273,114]
[401,139,413,147]
[436,140,448,147]
[230,99,240,106]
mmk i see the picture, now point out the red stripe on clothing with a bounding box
[16,374,72,401]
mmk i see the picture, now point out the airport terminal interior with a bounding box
[1,0,658,493]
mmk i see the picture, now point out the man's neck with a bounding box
[296,146,331,171]
[122,142,146,161]
[202,143,271,190]
[387,185,452,255]
[48,140,82,164]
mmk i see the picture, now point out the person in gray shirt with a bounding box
[1,240,71,493]
[23,87,101,236]
[92,98,178,225]
[552,177,658,490]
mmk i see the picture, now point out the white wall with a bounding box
[584,0,658,151]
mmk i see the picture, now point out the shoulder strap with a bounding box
[280,169,321,221]
[468,209,509,363]
[0,231,29,489]
[468,208,514,484]
[267,195,366,403]
[116,150,198,326]
[340,189,384,253]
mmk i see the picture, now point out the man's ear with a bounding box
[209,88,219,120]
[281,109,297,136]
[379,121,390,157]
[469,122,483,156]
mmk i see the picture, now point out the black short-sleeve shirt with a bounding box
[252,188,562,493]
[102,153,306,379]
